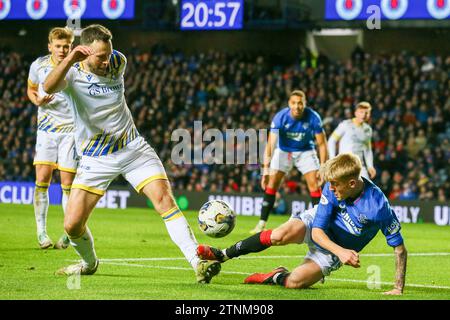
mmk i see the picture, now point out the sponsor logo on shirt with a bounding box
[286,132,305,141]
[88,83,123,96]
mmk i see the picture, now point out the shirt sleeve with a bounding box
[312,112,325,135]
[377,197,404,247]
[28,61,39,88]
[312,183,335,230]
[270,111,282,134]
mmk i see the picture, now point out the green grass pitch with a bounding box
[0,203,449,300]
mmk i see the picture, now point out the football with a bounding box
[198,200,236,238]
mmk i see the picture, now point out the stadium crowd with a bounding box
[0,45,448,202]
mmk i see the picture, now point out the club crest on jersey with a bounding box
[284,124,290,129]
[427,0,450,20]
[320,194,329,205]
[358,214,368,224]
[335,0,363,20]
[86,74,93,82]
[0,0,12,20]
[381,0,408,20]
[303,123,309,129]
[26,0,48,20]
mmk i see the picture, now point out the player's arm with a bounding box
[327,123,344,158]
[312,228,360,268]
[315,132,328,166]
[44,45,93,94]
[378,201,407,295]
[384,243,407,295]
[363,130,376,179]
[261,131,278,190]
[311,186,360,268]
[27,82,54,107]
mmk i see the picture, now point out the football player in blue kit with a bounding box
[251,90,328,233]
[198,153,407,295]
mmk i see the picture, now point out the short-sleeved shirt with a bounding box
[312,177,404,252]
[270,107,324,152]
[329,119,373,162]
[28,55,74,133]
[62,50,139,157]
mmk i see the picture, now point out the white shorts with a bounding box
[72,136,167,196]
[270,148,320,175]
[33,130,78,173]
[290,207,342,276]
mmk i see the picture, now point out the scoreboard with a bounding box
[180,0,244,30]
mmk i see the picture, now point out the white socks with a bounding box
[34,182,50,236]
[161,207,200,269]
[61,184,71,216]
[69,227,98,268]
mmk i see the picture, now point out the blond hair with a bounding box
[356,101,372,110]
[321,153,362,182]
[48,27,74,43]
[289,90,306,100]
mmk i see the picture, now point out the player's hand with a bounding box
[36,94,54,106]
[67,45,94,64]
[368,167,377,179]
[383,288,403,295]
[337,249,360,268]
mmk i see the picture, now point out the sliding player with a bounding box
[198,153,407,295]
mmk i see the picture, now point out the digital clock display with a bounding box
[180,0,243,30]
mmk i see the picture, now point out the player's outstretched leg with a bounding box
[56,188,101,276]
[198,219,306,263]
[141,179,221,283]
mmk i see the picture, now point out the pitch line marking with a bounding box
[99,261,450,290]
[96,252,450,262]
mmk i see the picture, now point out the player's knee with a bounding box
[154,193,176,214]
[285,278,308,289]
[64,219,84,237]
[270,229,289,246]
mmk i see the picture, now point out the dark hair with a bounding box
[80,24,112,45]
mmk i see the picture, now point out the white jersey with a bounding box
[28,55,74,133]
[62,50,139,157]
[328,119,374,168]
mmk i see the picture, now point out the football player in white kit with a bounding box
[327,102,376,180]
[43,25,220,283]
[27,27,77,250]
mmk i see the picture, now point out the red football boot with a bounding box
[244,266,289,285]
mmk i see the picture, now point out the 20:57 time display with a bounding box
[181,0,243,30]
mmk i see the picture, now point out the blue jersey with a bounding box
[270,107,324,152]
[312,178,404,253]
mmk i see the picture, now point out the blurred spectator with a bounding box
[0,47,448,202]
